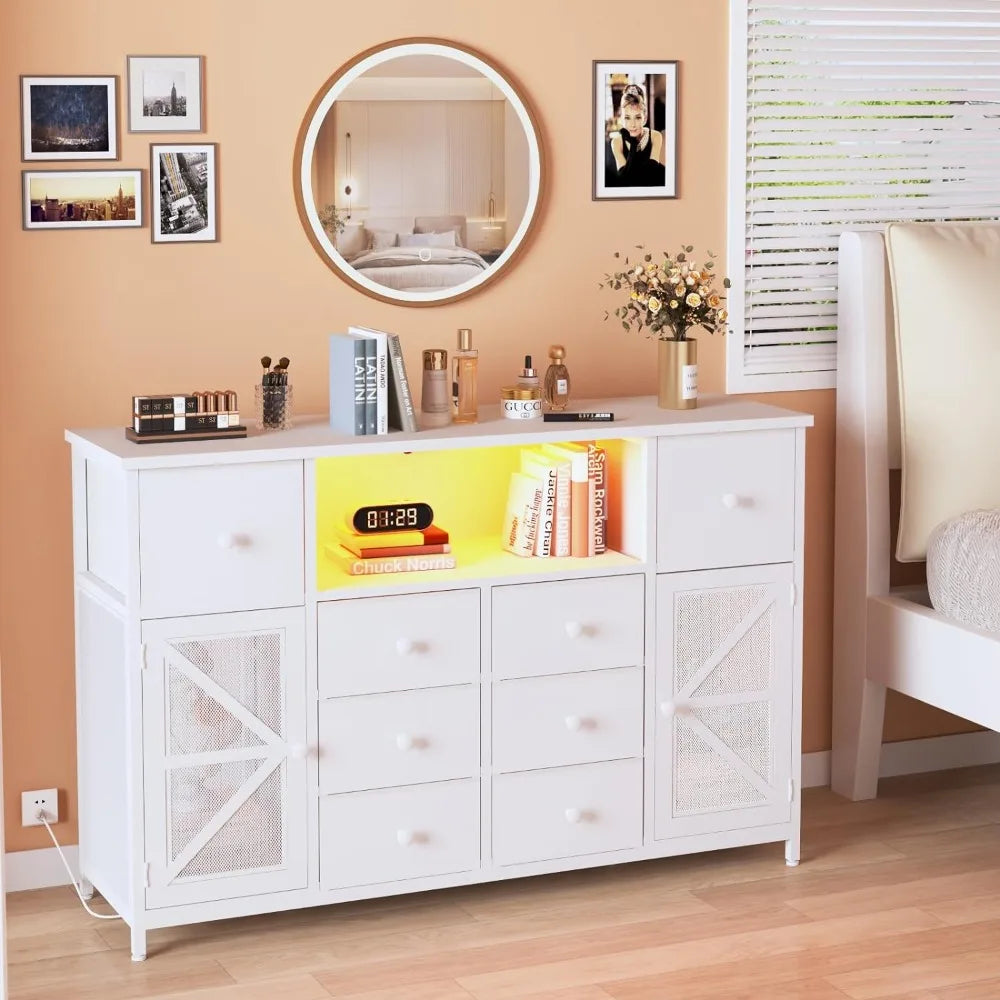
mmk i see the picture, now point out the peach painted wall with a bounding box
[0,0,968,852]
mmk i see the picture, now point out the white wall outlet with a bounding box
[21,788,58,827]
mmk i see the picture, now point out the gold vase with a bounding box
[657,337,698,409]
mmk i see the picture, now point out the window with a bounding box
[728,0,1000,394]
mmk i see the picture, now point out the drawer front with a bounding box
[657,430,796,572]
[139,462,304,618]
[318,589,479,697]
[320,779,479,889]
[492,575,644,680]
[318,686,479,794]
[493,668,643,772]
[492,758,643,866]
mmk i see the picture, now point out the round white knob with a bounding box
[395,637,416,656]
[396,733,416,751]
[564,715,583,732]
[722,493,740,510]
[217,532,238,549]
[396,829,415,846]
[660,701,678,718]
[564,807,583,824]
[288,743,309,760]
[564,621,584,639]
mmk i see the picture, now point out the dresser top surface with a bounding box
[66,395,813,469]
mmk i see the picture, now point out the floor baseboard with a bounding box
[5,732,999,894]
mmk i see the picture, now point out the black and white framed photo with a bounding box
[593,61,677,200]
[127,56,203,132]
[20,75,118,161]
[22,169,142,229]
[151,143,217,243]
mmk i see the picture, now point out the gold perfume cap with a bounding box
[458,328,472,351]
[549,344,566,361]
[423,348,447,370]
[501,385,541,400]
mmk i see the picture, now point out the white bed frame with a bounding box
[831,231,1000,801]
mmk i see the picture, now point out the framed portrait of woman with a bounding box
[593,61,678,200]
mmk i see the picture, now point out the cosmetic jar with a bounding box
[500,385,543,421]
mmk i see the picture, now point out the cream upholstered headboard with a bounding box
[886,222,1000,561]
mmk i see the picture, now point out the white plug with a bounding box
[22,788,58,827]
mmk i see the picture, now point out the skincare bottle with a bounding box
[451,328,479,424]
[421,349,451,429]
[518,355,540,390]
[543,345,571,411]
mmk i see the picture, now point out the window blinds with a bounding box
[731,0,1000,392]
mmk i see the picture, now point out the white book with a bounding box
[520,451,558,557]
[349,325,390,435]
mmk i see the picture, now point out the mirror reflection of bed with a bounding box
[310,53,530,294]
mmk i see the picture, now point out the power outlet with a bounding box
[21,788,58,827]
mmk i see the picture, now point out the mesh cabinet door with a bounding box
[142,608,307,908]
[654,565,794,840]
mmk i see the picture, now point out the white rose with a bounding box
[686,293,702,308]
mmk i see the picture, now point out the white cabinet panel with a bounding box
[320,779,480,889]
[492,575,644,679]
[318,685,479,793]
[493,668,643,773]
[141,608,307,908]
[318,589,479,697]
[657,431,795,571]
[139,462,304,618]
[654,565,794,840]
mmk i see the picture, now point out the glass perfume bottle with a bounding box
[543,344,571,411]
[451,328,479,423]
[421,349,451,429]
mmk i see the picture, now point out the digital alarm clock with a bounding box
[351,502,434,534]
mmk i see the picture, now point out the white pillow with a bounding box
[366,229,398,251]
[398,231,456,249]
[886,222,1000,560]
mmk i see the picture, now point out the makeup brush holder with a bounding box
[255,382,293,431]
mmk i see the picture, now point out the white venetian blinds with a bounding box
[730,0,1000,392]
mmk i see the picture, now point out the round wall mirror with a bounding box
[295,39,544,306]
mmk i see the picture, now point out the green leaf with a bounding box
[723,277,732,288]
[622,321,629,331]
[677,253,686,262]
[685,245,694,253]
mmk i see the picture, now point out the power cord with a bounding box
[37,810,121,921]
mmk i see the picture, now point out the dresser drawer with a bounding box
[318,685,479,794]
[493,668,643,773]
[138,462,304,618]
[657,430,795,572]
[320,779,479,889]
[492,759,642,866]
[318,589,479,697]
[492,575,644,680]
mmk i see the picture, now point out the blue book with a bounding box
[329,334,367,435]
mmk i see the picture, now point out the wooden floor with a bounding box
[8,765,1000,1000]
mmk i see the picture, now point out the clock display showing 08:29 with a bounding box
[352,502,434,534]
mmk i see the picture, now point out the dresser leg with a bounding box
[784,834,800,867]
[79,876,94,901]
[130,926,147,962]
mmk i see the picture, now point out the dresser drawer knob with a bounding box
[287,743,310,760]
[564,715,591,732]
[395,733,417,751]
[396,829,416,846]
[564,621,585,639]
[395,637,416,656]
[564,807,583,824]
[216,531,248,549]
[721,493,741,510]
[660,700,681,718]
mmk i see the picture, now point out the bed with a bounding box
[336,214,490,292]
[832,223,1000,801]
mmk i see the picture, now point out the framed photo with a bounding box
[593,61,677,200]
[22,169,142,229]
[127,56,203,132]
[20,76,118,161]
[151,143,218,242]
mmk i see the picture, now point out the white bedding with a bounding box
[347,245,488,291]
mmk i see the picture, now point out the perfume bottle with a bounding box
[543,345,571,411]
[451,328,479,423]
[518,355,540,390]
[421,349,451,429]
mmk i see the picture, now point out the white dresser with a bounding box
[66,395,812,960]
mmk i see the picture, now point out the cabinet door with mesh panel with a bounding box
[142,608,307,908]
[654,565,794,840]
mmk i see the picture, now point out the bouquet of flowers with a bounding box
[319,204,346,238]
[601,245,730,341]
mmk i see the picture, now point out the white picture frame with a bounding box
[20,75,118,161]
[22,169,142,230]
[128,56,204,133]
[151,143,218,243]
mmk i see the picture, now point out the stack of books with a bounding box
[328,524,456,576]
[502,443,608,558]
[329,325,417,436]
